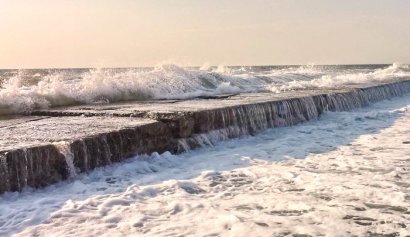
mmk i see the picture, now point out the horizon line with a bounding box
[0,63,404,71]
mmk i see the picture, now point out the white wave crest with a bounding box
[0,64,409,115]
[270,63,410,92]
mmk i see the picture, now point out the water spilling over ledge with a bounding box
[1,79,410,194]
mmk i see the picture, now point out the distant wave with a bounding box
[0,63,409,115]
[269,63,410,92]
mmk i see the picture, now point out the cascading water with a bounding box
[0,154,10,192]
[0,145,69,193]
[177,80,410,151]
[54,142,77,178]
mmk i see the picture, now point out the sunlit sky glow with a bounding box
[0,0,409,68]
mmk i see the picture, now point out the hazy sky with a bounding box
[0,0,409,68]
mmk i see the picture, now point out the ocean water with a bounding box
[1,64,410,236]
[1,95,409,236]
[0,63,409,115]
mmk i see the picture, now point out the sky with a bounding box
[0,0,409,68]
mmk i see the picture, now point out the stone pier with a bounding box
[1,79,410,194]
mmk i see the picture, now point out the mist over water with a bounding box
[0,64,409,115]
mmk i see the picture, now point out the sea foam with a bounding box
[0,64,408,115]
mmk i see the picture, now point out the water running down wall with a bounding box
[1,79,410,194]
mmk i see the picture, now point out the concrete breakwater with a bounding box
[1,79,410,194]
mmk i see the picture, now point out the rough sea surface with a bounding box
[1,93,409,236]
[1,64,409,115]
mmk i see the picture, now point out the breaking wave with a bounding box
[271,63,410,92]
[0,63,409,115]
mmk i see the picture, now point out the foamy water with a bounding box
[0,64,409,115]
[1,95,409,236]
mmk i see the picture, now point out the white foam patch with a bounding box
[1,95,410,236]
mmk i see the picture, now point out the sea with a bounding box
[0,64,410,236]
[0,63,409,115]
